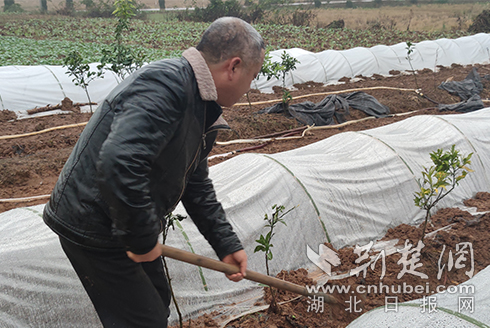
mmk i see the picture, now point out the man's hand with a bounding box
[126,242,162,263]
[222,249,247,282]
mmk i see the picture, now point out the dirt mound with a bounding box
[0,109,16,123]
[464,191,490,211]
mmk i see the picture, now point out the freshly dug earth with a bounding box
[172,192,490,328]
[1,63,490,327]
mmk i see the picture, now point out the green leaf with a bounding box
[255,235,267,246]
[254,245,266,253]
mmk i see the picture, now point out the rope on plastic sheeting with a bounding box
[261,154,330,243]
[23,206,44,218]
[366,47,382,75]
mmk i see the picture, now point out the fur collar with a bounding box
[182,47,218,102]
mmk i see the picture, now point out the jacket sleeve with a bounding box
[96,70,186,255]
[181,158,243,260]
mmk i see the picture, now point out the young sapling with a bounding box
[161,212,186,328]
[414,145,473,242]
[63,50,103,113]
[256,50,299,111]
[278,51,299,111]
[98,0,146,80]
[254,204,295,313]
[257,49,282,82]
[252,49,281,108]
[405,41,420,90]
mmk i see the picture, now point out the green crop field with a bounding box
[0,2,487,66]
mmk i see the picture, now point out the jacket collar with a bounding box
[182,47,218,102]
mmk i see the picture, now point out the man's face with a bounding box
[217,50,265,107]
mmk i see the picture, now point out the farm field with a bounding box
[0,15,474,66]
[2,62,490,327]
[10,0,490,33]
[2,61,490,211]
[1,6,490,328]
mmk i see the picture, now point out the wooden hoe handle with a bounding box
[160,244,337,304]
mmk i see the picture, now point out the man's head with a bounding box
[197,17,265,107]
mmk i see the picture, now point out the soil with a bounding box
[189,195,490,328]
[2,63,490,327]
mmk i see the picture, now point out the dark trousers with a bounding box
[59,236,171,328]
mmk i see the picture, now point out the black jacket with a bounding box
[43,49,243,259]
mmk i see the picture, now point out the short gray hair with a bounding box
[196,17,265,67]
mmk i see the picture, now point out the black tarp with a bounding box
[438,94,484,113]
[437,68,485,113]
[258,91,390,126]
[438,67,483,101]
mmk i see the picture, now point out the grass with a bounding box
[313,3,490,31]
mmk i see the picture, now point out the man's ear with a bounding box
[227,57,242,80]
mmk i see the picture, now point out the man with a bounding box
[43,17,265,327]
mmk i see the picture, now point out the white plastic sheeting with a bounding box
[252,33,490,92]
[0,205,101,328]
[0,64,120,113]
[347,264,490,328]
[1,109,490,326]
[2,33,490,113]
